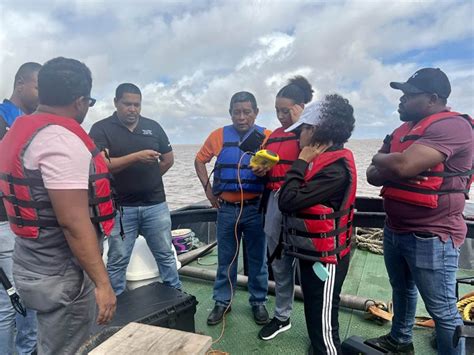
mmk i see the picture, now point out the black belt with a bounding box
[219,197,260,206]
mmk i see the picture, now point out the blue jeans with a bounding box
[0,222,37,355]
[213,203,268,306]
[383,226,465,355]
[107,202,181,295]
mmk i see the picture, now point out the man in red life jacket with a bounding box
[0,57,117,354]
[367,68,473,355]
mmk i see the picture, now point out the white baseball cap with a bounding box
[284,101,323,132]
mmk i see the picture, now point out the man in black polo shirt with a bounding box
[89,83,181,295]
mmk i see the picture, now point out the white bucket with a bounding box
[102,235,181,291]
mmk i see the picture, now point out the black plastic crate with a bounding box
[93,281,198,334]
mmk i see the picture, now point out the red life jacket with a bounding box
[264,127,299,190]
[0,113,115,238]
[283,149,357,264]
[381,111,474,209]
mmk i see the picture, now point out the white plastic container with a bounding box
[102,235,181,291]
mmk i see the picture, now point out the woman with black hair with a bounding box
[278,94,356,355]
[257,76,313,341]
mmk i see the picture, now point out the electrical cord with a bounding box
[208,152,252,353]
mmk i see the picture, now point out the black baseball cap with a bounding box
[390,68,451,99]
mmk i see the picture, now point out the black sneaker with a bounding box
[365,333,414,354]
[258,317,291,340]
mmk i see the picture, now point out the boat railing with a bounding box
[171,197,474,239]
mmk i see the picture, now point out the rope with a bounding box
[355,227,384,255]
[456,295,474,321]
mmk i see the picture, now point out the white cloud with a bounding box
[0,0,473,143]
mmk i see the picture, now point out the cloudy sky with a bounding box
[1,0,473,144]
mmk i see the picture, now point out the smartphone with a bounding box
[239,129,265,153]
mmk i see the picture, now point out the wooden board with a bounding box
[90,322,212,355]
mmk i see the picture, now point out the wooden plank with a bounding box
[90,322,212,355]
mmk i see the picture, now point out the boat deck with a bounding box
[181,247,474,355]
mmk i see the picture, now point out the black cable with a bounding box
[0,267,26,317]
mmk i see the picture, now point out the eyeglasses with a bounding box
[84,96,96,107]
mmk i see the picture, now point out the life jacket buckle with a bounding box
[320,214,327,220]
[320,232,327,238]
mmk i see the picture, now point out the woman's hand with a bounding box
[299,142,332,162]
[290,104,304,124]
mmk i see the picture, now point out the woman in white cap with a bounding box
[278,94,356,355]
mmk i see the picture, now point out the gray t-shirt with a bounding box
[383,115,473,247]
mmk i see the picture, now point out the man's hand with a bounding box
[406,174,429,185]
[95,283,117,325]
[251,164,271,177]
[205,189,220,208]
[290,104,304,124]
[299,142,332,163]
[135,150,161,164]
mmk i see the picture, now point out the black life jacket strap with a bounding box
[277,159,294,165]
[286,222,351,239]
[400,134,421,143]
[383,134,392,146]
[9,211,116,228]
[89,195,114,205]
[223,142,239,147]
[91,147,101,158]
[384,181,470,195]
[90,211,116,224]
[293,206,353,220]
[1,195,52,209]
[284,237,351,261]
[89,173,113,182]
[214,177,263,185]
[421,168,474,178]
[266,136,298,144]
[8,216,59,228]
[215,163,251,169]
[0,174,44,187]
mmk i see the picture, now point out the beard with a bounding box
[399,110,424,122]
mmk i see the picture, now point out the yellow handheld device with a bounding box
[250,149,280,169]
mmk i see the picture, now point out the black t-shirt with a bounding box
[89,113,172,206]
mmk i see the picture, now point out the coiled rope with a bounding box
[355,228,384,255]
[456,295,474,321]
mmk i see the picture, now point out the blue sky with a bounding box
[0,0,473,144]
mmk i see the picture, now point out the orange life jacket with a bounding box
[381,111,474,208]
[283,149,357,264]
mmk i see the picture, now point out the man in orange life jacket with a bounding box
[367,68,473,355]
[0,57,117,354]
[195,92,271,326]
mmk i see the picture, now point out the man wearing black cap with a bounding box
[366,68,473,355]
